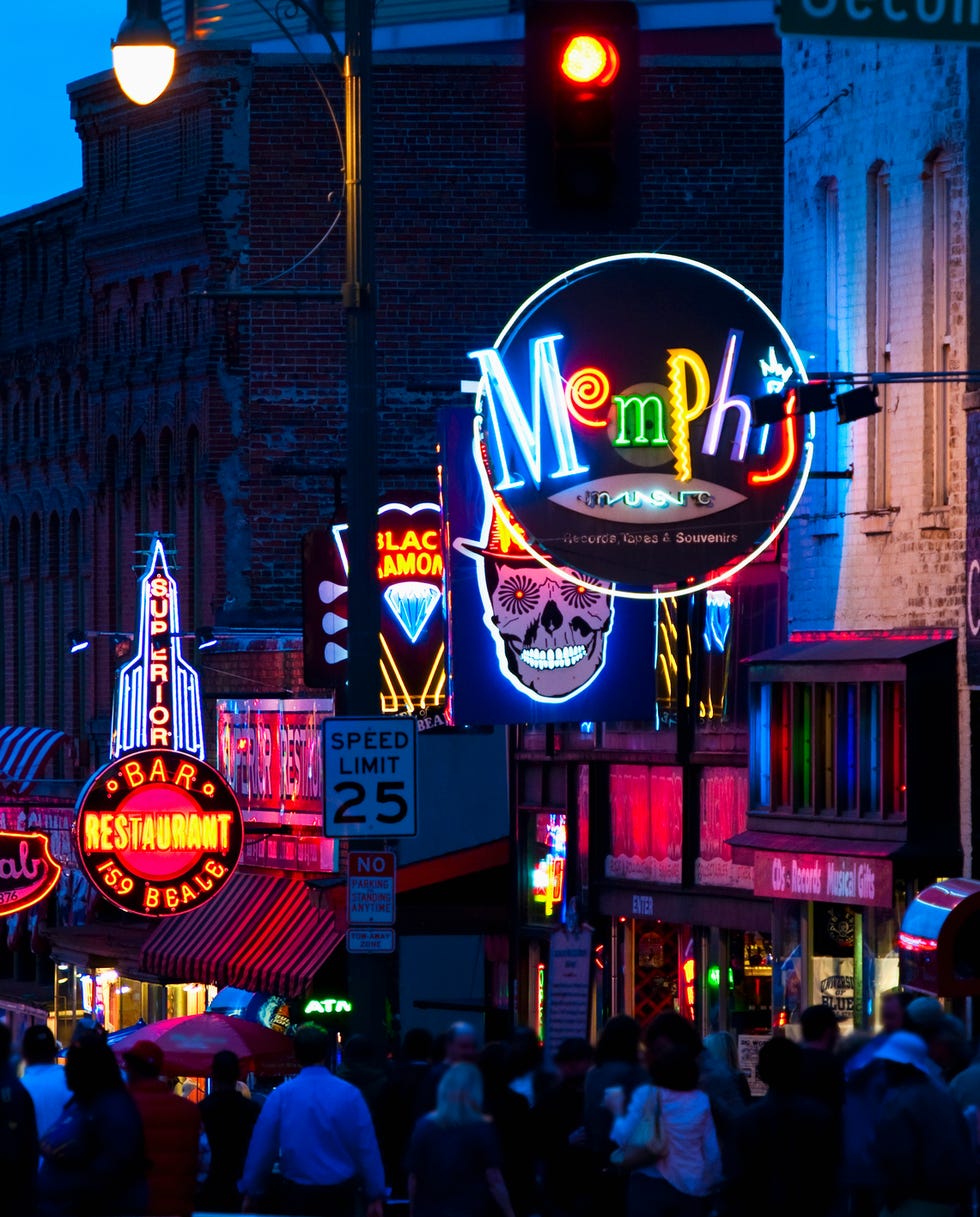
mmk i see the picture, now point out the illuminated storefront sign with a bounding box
[753,850,892,909]
[111,538,205,759]
[303,500,446,713]
[217,698,332,829]
[530,814,567,920]
[75,748,244,916]
[0,831,62,915]
[465,253,811,594]
[305,997,353,1015]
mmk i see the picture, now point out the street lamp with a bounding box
[112,0,177,106]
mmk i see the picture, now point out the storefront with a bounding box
[728,632,962,1033]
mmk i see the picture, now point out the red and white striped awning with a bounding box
[0,727,68,794]
[139,872,343,998]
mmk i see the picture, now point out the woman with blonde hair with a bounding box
[407,1062,516,1217]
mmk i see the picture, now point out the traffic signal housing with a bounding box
[526,0,640,232]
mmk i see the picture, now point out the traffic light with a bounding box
[526,0,639,232]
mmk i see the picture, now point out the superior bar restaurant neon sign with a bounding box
[111,537,205,759]
[76,748,244,915]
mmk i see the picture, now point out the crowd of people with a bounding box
[3,993,980,1216]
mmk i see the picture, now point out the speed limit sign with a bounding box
[323,717,417,837]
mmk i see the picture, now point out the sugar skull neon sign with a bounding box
[455,423,617,703]
[467,253,812,595]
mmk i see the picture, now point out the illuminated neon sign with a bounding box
[531,815,567,918]
[305,997,353,1014]
[111,537,205,759]
[466,253,812,595]
[75,748,244,916]
[0,831,62,915]
[306,500,446,713]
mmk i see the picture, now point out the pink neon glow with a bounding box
[790,629,956,643]
[898,931,938,953]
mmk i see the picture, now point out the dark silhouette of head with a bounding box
[478,1041,516,1096]
[649,1046,699,1092]
[554,1037,594,1080]
[294,1023,329,1068]
[211,1049,241,1089]
[800,1004,840,1049]
[66,1033,125,1101]
[595,1015,641,1067]
[509,1025,542,1076]
[645,1012,703,1066]
[444,1021,479,1064]
[757,1036,803,1093]
[21,1023,58,1066]
[122,1039,164,1081]
[402,1027,434,1063]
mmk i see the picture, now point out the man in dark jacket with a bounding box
[0,1020,38,1217]
[198,1049,259,1213]
[728,1036,839,1217]
[124,1039,202,1217]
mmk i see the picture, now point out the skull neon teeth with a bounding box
[520,645,588,670]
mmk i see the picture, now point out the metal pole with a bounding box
[343,0,380,717]
[342,0,387,1048]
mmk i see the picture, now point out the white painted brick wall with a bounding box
[781,36,973,868]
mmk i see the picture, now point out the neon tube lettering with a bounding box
[612,394,668,447]
[470,337,588,490]
[749,391,798,485]
[666,349,710,482]
[701,330,752,463]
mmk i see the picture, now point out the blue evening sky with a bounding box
[1,2,121,217]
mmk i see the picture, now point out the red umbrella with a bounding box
[109,1013,299,1077]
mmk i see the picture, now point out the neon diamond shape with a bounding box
[383,581,442,644]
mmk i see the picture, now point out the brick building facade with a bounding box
[738,34,979,1024]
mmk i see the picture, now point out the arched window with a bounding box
[159,429,175,536]
[106,437,121,629]
[30,514,42,722]
[867,161,891,510]
[187,427,202,626]
[926,151,954,509]
[69,509,84,756]
[132,431,148,539]
[48,513,62,744]
[8,519,22,722]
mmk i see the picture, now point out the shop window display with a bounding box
[632,921,681,1026]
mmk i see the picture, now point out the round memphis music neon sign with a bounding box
[468,253,813,596]
[75,749,244,917]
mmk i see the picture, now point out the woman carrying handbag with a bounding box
[607,1045,722,1217]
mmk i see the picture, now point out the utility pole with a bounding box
[341,0,387,1050]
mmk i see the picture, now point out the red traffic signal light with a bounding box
[558,34,620,87]
[526,1,639,232]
